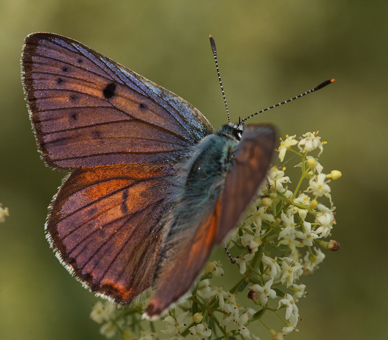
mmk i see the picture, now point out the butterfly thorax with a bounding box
[186,126,239,188]
[163,124,247,231]
[171,128,238,221]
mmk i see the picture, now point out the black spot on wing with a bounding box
[103,82,117,99]
[69,94,78,102]
[71,112,78,121]
[121,189,129,214]
[139,102,147,110]
[92,130,102,140]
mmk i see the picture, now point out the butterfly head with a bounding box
[221,122,244,141]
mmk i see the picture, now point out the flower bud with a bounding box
[204,262,214,274]
[248,289,258,302]
[261,197,273,206]
[330,170,342,180]
[310,199,318,209]
[328,240,341,251]
[306,157,317,169]
[193,313,203,323]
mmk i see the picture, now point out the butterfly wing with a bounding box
[22,33,214,169]
[22,33,215,304]
[47,163,175,303]
[145,198,222,317]
[217,124,276,242]
[145,125,276,317]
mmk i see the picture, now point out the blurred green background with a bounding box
[0,0,386,339]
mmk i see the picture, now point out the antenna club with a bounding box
[314,79,336,91]
[241,78,335,123]
[209,35,230,123]
[209,36,216,51]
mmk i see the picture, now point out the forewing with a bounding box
[46,163,174,303]
[22,33,214,169]
[145,199,221,317]
[217,124,276,243]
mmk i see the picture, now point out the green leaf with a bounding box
[192,301,199,314]
[208,317,216,330]
[274,288,286,297]
[259,260,264,273]
[251,309,265,321]
[237,280,249,292]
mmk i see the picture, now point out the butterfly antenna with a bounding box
[209,35,231,124]
[224,243,236,264]
[241,78,335,123]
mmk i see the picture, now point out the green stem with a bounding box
[181,322,195,337]
[275,310,288,325]
[230,277,247,294]
[293,153,307,199]
[211,314,228,338]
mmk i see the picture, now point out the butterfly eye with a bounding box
[226,123,244,141]
[235,125,244,140]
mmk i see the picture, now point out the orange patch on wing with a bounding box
[145,198,222,317]
[188,198,221,260]
[77,163,172,182]
[100,279,135,302]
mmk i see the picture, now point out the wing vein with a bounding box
[100,200,164,285]
[58,176,171,225]
[75,199,163,274]
[23,57,114,83]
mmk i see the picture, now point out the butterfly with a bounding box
[22,33,332,318]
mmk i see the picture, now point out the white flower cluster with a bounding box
[90,299,155,340]
[90,131,341,340]
[0,203,9,223]
[225,131,341,336]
